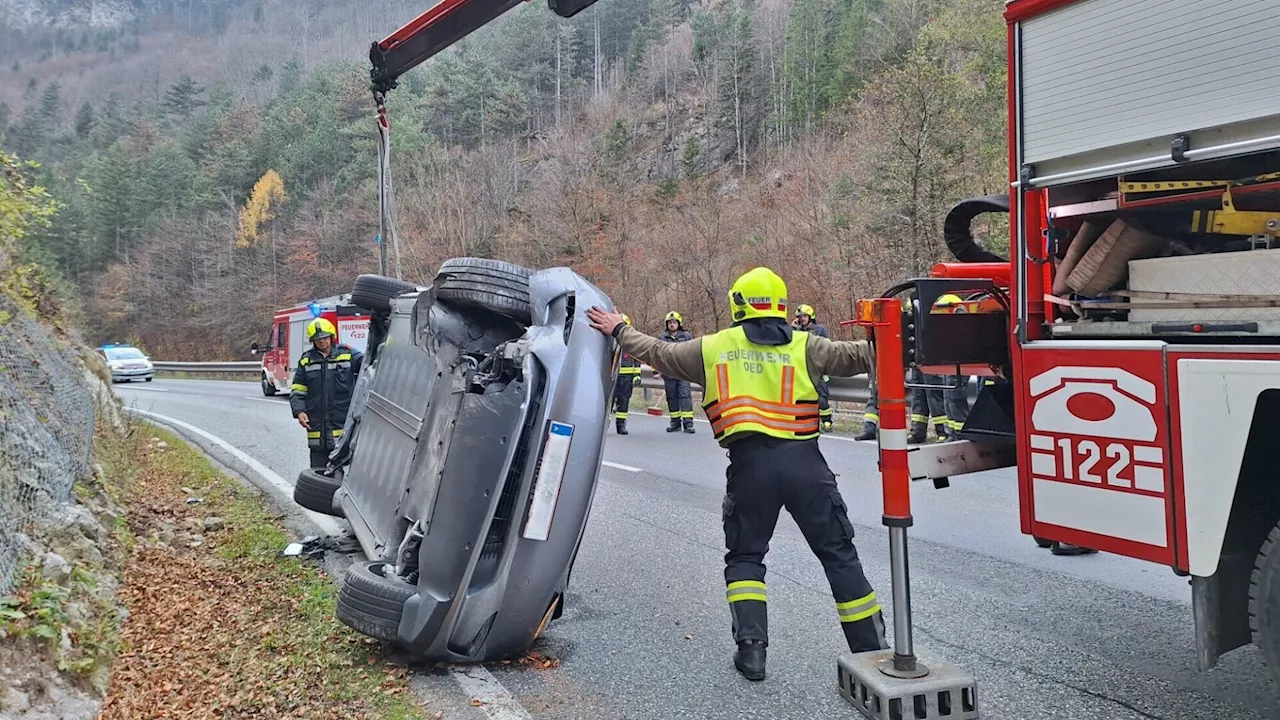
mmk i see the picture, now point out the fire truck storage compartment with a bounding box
[1040,147,1280,339]
[1016,0,1280,187]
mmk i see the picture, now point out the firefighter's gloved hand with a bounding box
[296,412,311,430]
[633,376,641,386]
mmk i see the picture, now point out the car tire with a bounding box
[336,561,415,642]
[261,375,276,396]
[145,377,153,382]
[435,257,534,325]
[351,274,418,313]
[1250,521,1280,681]
[293,468,343,517]
[1033,536,1053,549]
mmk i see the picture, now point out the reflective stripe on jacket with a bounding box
[700,326,820,445]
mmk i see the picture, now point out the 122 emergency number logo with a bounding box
[1027,366,1165,495]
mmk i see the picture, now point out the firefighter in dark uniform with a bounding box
[857,372,931,442]
[613,314,642,435]
[587,267,888,682]
[659,311,696,433]
[290,317,363,469]
[793,304,833,432]
[927,294,973,442]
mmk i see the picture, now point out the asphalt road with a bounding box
[115,378,1280,720]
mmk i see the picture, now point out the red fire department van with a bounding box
[882,0,1280,683]
[252,295,370,396]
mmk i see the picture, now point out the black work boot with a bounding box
[733,640,767,681]
[853,423,877,441]
[667,417,681,432]
[683,417,696,433]
[615,418,628,435]
[907,423,928,445]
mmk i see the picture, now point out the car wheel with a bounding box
[293,468,343,517]
[336,561,416,642]
[351,274,419,313]
[261,375,277,396]
[1033,536,1053,549]
[145,377,153,382]
[435,257,534,325]
[1250,520,1280,682]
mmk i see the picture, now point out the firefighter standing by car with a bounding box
[291,318,363,469]
[659,311,696,433]
[614,314,642,435]
[792,304,833,432]
[587,267,888,682]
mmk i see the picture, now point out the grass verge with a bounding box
[98,423,423,720]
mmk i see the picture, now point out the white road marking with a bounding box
[124,408,345,536]
[448,666,534,720]
[117,385,168,392]
[602,460,641,473]
[243,396,288,404]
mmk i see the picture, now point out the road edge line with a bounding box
[125,407,345,536]
[448,666,535,720]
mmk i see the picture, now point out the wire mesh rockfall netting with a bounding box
[0,295,96,594]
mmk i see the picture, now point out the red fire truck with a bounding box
[867,0,1280,684]
[251,295,371,396]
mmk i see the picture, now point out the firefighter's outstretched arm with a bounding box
[807,335,875,378]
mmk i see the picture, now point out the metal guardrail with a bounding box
[152,361,977,404]
[153,361,260,373]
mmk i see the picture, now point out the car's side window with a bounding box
[276,322,287,349]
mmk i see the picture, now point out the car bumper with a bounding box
[112,368,154,381]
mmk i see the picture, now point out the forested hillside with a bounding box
[0,0,1008,358]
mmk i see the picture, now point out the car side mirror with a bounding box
[250,342,260,355]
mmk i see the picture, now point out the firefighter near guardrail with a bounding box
[837,296,979,720]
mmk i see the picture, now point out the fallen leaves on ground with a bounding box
[517,650,561,670]
[98,429,422,720]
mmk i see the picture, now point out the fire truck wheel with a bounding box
[435,257,533,325]
[293,468,344,517]
[336,561,415,642]
[351,274,419,313]
[1250,520,1280,675]
[261,374,277,396]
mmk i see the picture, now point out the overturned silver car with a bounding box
[293,258,616,661]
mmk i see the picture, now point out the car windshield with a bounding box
[104,347,146,361]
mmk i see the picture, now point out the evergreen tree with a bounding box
[74,102,95,139]
[162,75,206,119]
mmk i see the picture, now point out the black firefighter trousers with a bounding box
[614,374,636,418]
[722,435,889,653]
[663,376,693,422]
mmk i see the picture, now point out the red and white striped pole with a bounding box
[855,298,928,679]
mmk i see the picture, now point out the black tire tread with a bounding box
[351,274,418,312]
[1249,520,1280,673]
[336,562,415,642]
[435,258,534,324]
[293,469,342,516]
[438,257,532,281]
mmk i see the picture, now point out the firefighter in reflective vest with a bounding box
[290,318,363,469]
[792,304,833,433]
[587,267,888,682]
[659,311,696,433]
[614,314,642,435]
